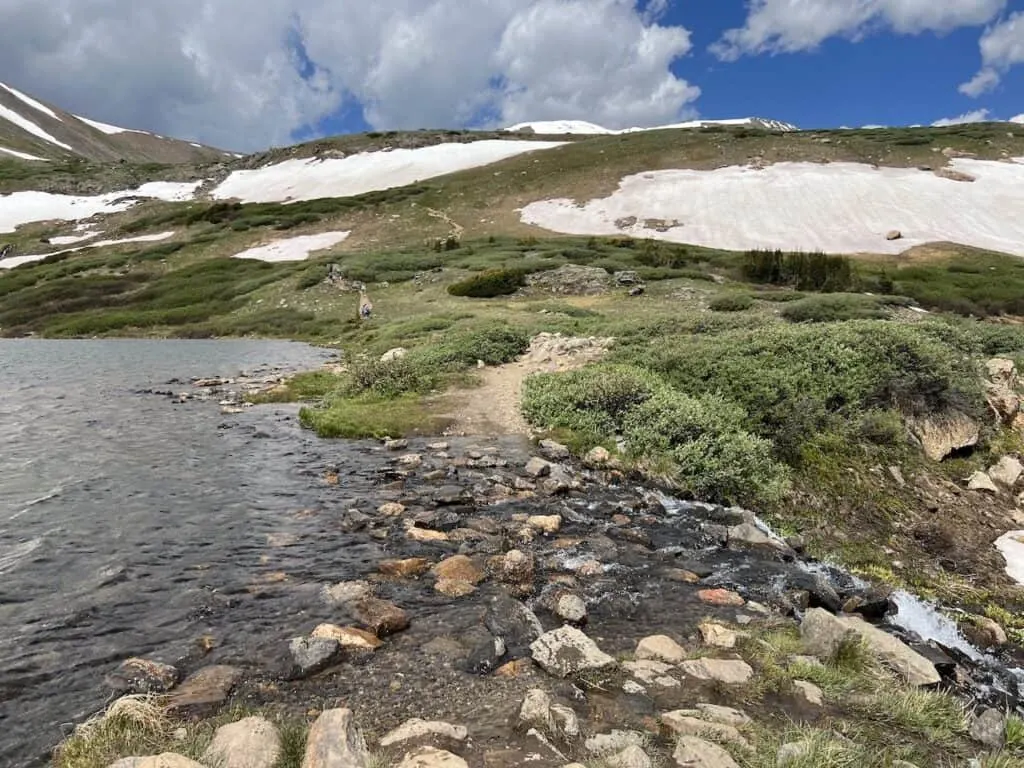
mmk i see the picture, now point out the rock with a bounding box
[105,658,179,694]
[525,457,553,478]
[353,597,410,637]
[909,410,980,462]
[109,759,145,768]
[463,636,507,675]
[968,471,999,493]
[971,708,1006,748]
[384,438,409,451]
[800,608,940,686]
[605,746,652,768]
[485,595,544,657]
[989,456,1023,488]
[520,689,556,733]
[623,659,676,685]
[433,486,471,506]
[491,549,535,586]
[972,616,1008,647]
[290,637,341,677]
[727,523,787,552]
[667,569,702,583]
[312,625,382,651]
[539,440,571,460]
[584,446,612,466]
[697,588,744,607]
[586,731,646,754]
[550,704,580,740]
[636,635,687,664]
[528,515,562,534]
[679,659,753,685]
[395,747,468,768]
[530,626,616,677]
[406,525,449,543]
[673,737,739,768]
[662,713,749,748]
[321,580,373,606]
[380,719,468,748]
[432,555,484,584]
[166,666,242,713]
[555,594,587,624]
[302,709,369,768]
[495,658,533,678]
[986,358,1021,423]
[379,558,430,578]
[935,167,976,182]
[541,467,574,496]
[134,756,206,768]
[886,230,902,240]
[378,502,407,516]
[775,742,810,767]
[203,716,281,768]
[792,680,824,707]
[435,579,476,597]
[398,454,422,468]
[526,264,611,296]
[381,348,407,363]
[614,270,642,286]
[698,622,737,649]
[694,704,751,727]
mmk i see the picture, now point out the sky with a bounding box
[0,0,1022,152]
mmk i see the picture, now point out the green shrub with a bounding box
[781,294,889,323]
[297,265,330,289]
[447,268,526,298]
[743,249,854,292]
[710,294,755,312]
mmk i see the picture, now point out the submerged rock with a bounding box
[353,597,410,637]
[378,558,431,578]
[530,626,616,677]
[105,658,179,694]
[289,637,341,678]
[165,665,242,714]
[302,708,369,768]
[379,719,468,748]
[203,716,281,768]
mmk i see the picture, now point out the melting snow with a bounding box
[49,231,100,246]
[995,530,1024,585]
[212,140,566,204]
[0,146,46,161]
[507,117,798,134]
[231,231,350,262]
[0,231,176,270]
[521,157,1024,256]
[0,83,60,121]
[75,114,146,136]
[0,103,73,151]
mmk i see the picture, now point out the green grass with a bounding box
[780,294,892,323]
[299,394,451,438]
[247,370,344,404]
[710,293,756,312]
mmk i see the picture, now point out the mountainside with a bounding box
[0,81,230,163]
[506,116,799,134]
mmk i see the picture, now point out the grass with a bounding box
[299,394,452,438]
[247,370,344,404]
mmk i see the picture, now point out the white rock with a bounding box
[135,757,206,768]
[968,471,999,494]
[679,658,753,684]
[605,745,653,768]
[989,456,1024,488]
[395,747,468,768]
[302,708,369,768]
[585,731,645,755]
[698,622,737,649]
[379,719,467,748]
[528,515,562,534]
[661,714,749,748]
[203,716,281,768]
[623,659,675,684]
[635,634,687,663]
[555,594,587,624]
[673,736,740,768]
[530,626,615,677]
[792,680,824,707]
[519,689,555,733]
[694,704,751,727]
[381,348,407,363]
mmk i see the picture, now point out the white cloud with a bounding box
[0,0,700,152]
[712,0,1006,60]
[931,109,991,126]
[1011,114,1024,124]
[961,11,1024,98]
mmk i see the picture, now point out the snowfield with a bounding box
[0,146,46,161]
[506,117,798,135]
[231,231,350,262]
[0,83,60,120]
[212,140,566,204]
[0,103,73,151]
[0,181,202,233]
[996,531,1024,586]
[75,115,147,136]
[0,231,176,270]
[520,158,1024,256]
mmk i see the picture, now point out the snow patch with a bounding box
[996,530,1024,585]
[75,114,146,136]
[212,140,566,204]
[0,83,60,120]
[49,231,100,246]
[0,231,176,270]
[231,231,350,262]
[0,104,73,151]
[0,146,46,161]
[520,157,1024,256]
[507,117,798,135]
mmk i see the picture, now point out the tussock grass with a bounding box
[53,695,171,768]
[300,395,452,438]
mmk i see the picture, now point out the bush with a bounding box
[710,294,755,312]
[743,249,854,292]
[781,294,889,323]
[447,268,526,298]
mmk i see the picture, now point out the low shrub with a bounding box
[781,294,889,323]
[447,268,527,298]
[710,294,755,312]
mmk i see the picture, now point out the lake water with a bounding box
[0,339,340,767]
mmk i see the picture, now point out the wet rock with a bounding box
[661,713,749,748]
[539,440,571,460]
[353,597,410,637]
[428,442,450,451]
[302,708,369,768]
[909,410,980,462]
[970,708,1006,748]
[398,454,423,468]
[166,665,242,713]
[432,555,484,584]
[584,446,612,467]
[697,588,744,607]
[380,719,468,748]
[528,515,562,534]
[485,595,544,657]
[379,558,431,578]
[290,637,341,678]
[105,658,179,694]
[490,549,535,591]
[623,659,677,686]
[321,580,373,607]
[605,746,652,768]
[586,731,646,754]
[464,636,506,675]
[378,502,407,517]
[698,623,737,649]
[636,635,687,664]
[667,569,702,583]
[555,594,587,624]
[434,486,471,506]
[385,438,409,451]
[312,625,382,651]
[203,716,281,768]
[435,579,477,597]
[727,523,787,553]
[968,471,999,493]
[134,756,206,768]
[970,616,1008,647]
[679,659,753,684]
[792,680,824,707]
[525,457,553,478]
[396,747,468,768]
[576,560,605,578]
[406,525,450,543]
[989,456,1023,488]
[530,626,616,677]
[673,737,739,768]
[541,469,574,496]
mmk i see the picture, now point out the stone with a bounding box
[530,626,616,677]
[520,689,556,733]
[585,446,612,466]
[555,594,587,624]
[636,635,687,664]
[586,731,645,754]
[727,523,787,552]
[433,486,471,506]
[799,608,939,686]
[539,440,571,460]
[380,719,468,748]
[353,597,410,637]
[290,637,341,677]
[986,358,1021,423]
[135,756,206,768]
[302,709,369,768]
[166,666,242,713]
[378,502,407,516]
[662,713,749,748]
[406,526,450,543]
[525,457,553,478]
[485,595,544,656]
[622,680,646,694]
[432,555,484,584]
[673,737,740,768]
[679,658,754,685]
[886,230,902,240]
[971,708,1006,749]
[311,625,382,651]
[623,659,674,684]
[492,549,534,585]
[395,747,468,768]
[105,657,179,694]
[109,760,145,768]
[792,680,824,707]
[203,716,281,768]
[384,438,409,451]
[667,569,702,584]
[697,588,744,607]
[972,616,1008,647]
[576,560,604,577]
[435,579,476,597]
[528,515,562,534]
[550,704,580,739]
[605,746,652,768]
[381,348,407,363]
[694,704,751,727]
[379,558,430,578]
[495,658,533,678]
[698,622,737,649]
[321,580,373,606]
[989,456,1024,488]
[909,410,980,462]
[463,636,506,675]
[968,471,999,493]
[934,167,976,183]
[398,454,422,468]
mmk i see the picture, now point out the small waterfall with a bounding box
[886,590,984,663]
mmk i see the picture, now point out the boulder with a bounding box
[395,747,468,768]
[203,716,281,768]
[605,746,652,768]
[679,658,753,684]
[989,456,1023,488]
[970,616,1008,647]
[432,555,484,584]
[698,623,737,649]
[970,708,1006,749]
[530,626,616,677]
[986,358,1021,423]
[792,680,824,707]
[379,558,430,578]
[311,625,382,651]
[908,410,979,462]
[528,515,562,534]
[381,348,407,363]
[539,440,571,460]
[886,230,902,241]
[555,594,587,624]
[635,635,687,664]
[105,658,179,694]
[165,666,242,713]
[135,756,206,768]
[321,580,374,607]
[968,471,999,494]
[380,719,467,748]
[727,523,787,553]
[584,446,612,467]
[697,588,744,607]
[661,714,749,748]
[302,709,369,768]
[672,737,739,768]
[353,597,410,637]
[289,637,341,678]
[525,457,553,478]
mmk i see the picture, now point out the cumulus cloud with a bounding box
[711,0,1006,60]
[0,0,700,151]
[1011,114,1024,124]
[931,109,991,126]
[961,11,1024,98]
